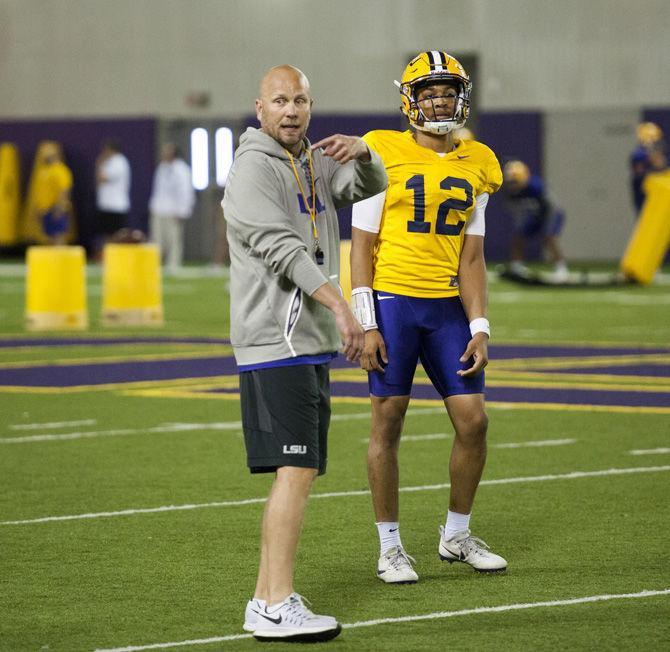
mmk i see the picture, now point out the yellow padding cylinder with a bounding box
[339,239,352,302]
[0,143,21,246]
[102,244,164,326]
[25,246,88,331]
[620,171,670,284]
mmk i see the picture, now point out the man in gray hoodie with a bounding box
[223,64,387,643]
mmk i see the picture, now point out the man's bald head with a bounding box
[258,65,310,100]
[255,64,313,155]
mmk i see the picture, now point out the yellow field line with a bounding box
[492,353,670,370]
[329,370,669,393]
[0,374,240,394]
[118,387,670,414]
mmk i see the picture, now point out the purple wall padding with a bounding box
[1,110,542,261]
[0,117,156,253]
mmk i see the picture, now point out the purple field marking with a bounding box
[0,343,668,413]
[0,356,239,387]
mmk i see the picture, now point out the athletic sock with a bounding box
[444,510,471,539]
[376,521,402,555]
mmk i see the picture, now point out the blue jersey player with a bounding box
[630,122,667,215]
[503,160,569,281]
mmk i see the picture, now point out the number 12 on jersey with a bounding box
[406,174,474,236]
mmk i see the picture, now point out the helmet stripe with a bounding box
[429,50,444,71]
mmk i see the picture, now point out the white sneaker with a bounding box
[252,592,341,642]
[243,597,265,632]
[551,266,570,283]
[509,261,531,277]
[438,527,507,572]
[377,546,419,584]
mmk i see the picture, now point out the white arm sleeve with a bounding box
[464,192,489,236]
[352,190,386,234]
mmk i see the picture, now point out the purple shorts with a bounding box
[369,292,485,399]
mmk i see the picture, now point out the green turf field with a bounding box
[1,263,669,651]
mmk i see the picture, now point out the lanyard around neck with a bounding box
[285,147,318,242]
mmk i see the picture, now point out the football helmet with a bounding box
[395,51,471,135]
[503,160,530,189]
[636,122,663,147]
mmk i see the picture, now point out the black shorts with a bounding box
[239,363,331,475]
[97,210,128,236]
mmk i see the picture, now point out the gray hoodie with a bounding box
[223,127,387,367]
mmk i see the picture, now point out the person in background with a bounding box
[502,159,569,281]
[630,121,667,216]
[95,140,131,256]
[453,126,474,141]
[149,143,195,274]
[223,64,386,642]
[209,204,230,273]
[34,142,73,245]
[350,50,507,585]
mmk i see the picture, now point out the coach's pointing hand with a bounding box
[312,135,371,164]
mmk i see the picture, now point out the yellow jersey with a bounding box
[35,161,73,212]
[363,130,502,298]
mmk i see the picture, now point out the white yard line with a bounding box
[629,448,670,455]
[360,432,450,443]
[403,433,450,442]
[0,408,442,444]
[332,406,444,421]
[9,419,97,431]
[94,588,670,652]
[3,465,668,526]
[359,435,576,447]
[0,422,243,444]
[493,438,576,449]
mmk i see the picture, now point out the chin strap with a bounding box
[417,117,464,135]
[351,287,378,331]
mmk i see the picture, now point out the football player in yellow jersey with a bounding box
[350,51,507,583]
[34,142,73,245]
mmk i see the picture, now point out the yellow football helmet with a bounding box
[503,160,530,189]
[395,51,471,135]
[636,122,663,147]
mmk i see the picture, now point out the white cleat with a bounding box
[252,592,341,642]
[509,261,532,277]
[243,597,265,632]
[377,545,419,584]
[551,266,570,283]
[438,527,507,573]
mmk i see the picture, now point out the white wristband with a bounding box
[469,317,490,338]
[351,286,378,331]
